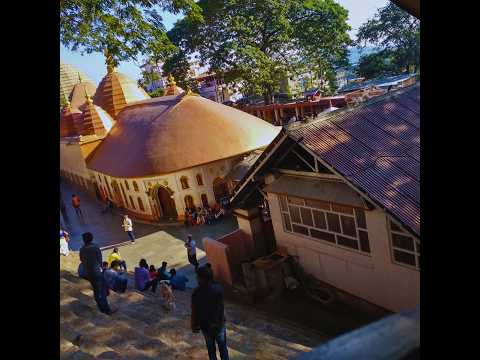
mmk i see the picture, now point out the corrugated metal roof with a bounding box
[289,84,420,236]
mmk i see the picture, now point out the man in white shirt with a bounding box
[122,215,135,244]
[185,234,199,270]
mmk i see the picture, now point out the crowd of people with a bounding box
[184,200,228,227]
[61,185,230,359]
[74,231,230,360]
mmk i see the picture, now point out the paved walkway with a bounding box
[60,179,238,251]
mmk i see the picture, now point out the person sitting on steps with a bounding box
[169,268,189,291]
[158,261,172,281]
[134,259,158,293]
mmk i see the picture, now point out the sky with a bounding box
[60,0,389,85]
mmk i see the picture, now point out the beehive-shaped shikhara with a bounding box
[70,75,97,110]
[93,69,150,118]
[79,94,114,137]
[60,102,83,138]
[60,62,93,109]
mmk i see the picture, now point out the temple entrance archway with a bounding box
[156,186,178,219]
[213,177,229,202]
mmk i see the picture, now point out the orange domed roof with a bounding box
[93,71,150,118]
[87,94,281,178]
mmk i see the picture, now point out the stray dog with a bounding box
[159,281,175,311]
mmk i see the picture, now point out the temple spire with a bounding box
[78,72,83,83]
[84,84,93,104]
[105,49,116,74]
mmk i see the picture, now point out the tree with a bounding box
[161,50,198,91]
[356,50,398,79]
[60,0,202,68]
[356,2,419,74]
[166,0,351,103]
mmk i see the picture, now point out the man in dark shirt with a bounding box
[79,232,115,315]
[191,265,229,360]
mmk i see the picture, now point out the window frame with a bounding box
[132,181,139,192]
[180,176,190,190]
[388,218,420,271]
[137,197,145,212]
[196,173,204,186]
[278,195,371,256]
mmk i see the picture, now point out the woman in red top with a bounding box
[149,265,158,280]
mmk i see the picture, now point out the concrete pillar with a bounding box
[233,207,267,258]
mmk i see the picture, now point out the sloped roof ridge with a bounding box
[288,83,420,131]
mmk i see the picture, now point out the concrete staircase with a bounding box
[60,253,328,360]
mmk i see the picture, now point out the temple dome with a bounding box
[60,62,93,109]
[87,94,281,178]
[93,70,150,118]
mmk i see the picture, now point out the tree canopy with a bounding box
[166,0,351,102]
[356,2,419,75]
[60,0,202,68]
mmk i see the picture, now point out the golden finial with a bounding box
[167,73,176,86]
[84,85,93,104]
[105,48,116,74]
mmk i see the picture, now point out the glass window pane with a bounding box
[332,204,354,215]
[300,207,314,226]
[287,197,304,205]
[337,235,359,250]
[305,199,330,210]
[289,206,301,223]
[390,220,403,232]
[283,213,292,231]
[340,216,357,237]
[311,229,335,243]
[393,250,416,266]
[279,196,288,211]
[355,208,367,229]
[313,210,327,229]
[292,224,309,236]
[392,234,414,251]
[326,213,341,233]
[359,231,370,253]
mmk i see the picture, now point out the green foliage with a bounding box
[161,50,198,91]
[148,87,165,97]
[356,50,399,79]
[166,0,351,103]
[356,3,419,74]
[138,66,162,88]
[60,0,202,66]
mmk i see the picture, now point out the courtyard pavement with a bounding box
[60,179,238,251]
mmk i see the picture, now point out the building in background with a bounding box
[229,83,420,312]
[139,61,166,93]
[194,72,231,103]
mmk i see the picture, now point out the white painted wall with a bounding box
[90,157,239,218]
[268,191,420,312]
[60,141,92,190]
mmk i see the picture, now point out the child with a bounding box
[149,265,158,280]
[159,281,175,312]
